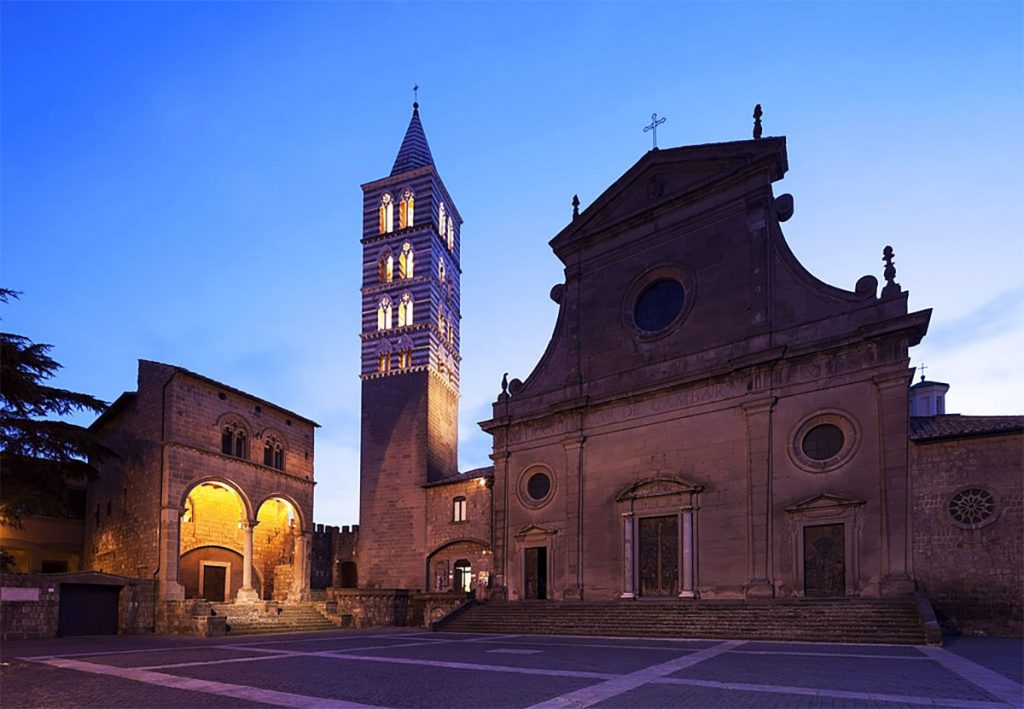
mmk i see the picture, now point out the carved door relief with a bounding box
[524,546,547,600]
[803,523,845,597]
[638,515,678,596]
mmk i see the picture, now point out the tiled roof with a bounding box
[910,415,1024,441]
[422,466,494,488]
[391,104,434,176]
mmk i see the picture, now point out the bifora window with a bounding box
[634,279,686,333]
[221,422,248,459]
[802,424,845,461]
[263,436,284,471]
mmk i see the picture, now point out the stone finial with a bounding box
[572,194,580,220]
[881,245,902,298]
[753,104,763,140]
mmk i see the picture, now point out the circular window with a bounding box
[517,466,555,508]
[789,411,860,473]
[948,488,997,529]
[802,424,845,461]
[634,279,686,333]
[527,472,551,501]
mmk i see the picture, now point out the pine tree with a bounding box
[1,289,113,528]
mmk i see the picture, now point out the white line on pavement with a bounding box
[35,657,376,709]
[526,639,745,709]
[651,675,1009,708]
[920,646,1024,707]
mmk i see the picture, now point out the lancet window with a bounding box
[438,258,446,284]
[378,248,394,283]
[447,217,454,250]
[398,292,414,327]
[399,242,414,279]
[220,419,249,459]
[438,202,447,239]
[399,189,415,229]
[376,339,393,373]
[379,193,394,234]
[396,335,414,369]
[377,296,393,331]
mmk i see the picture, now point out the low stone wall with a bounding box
[409,592,471,628]
[1,572,155,640]
[326,588,410,628]
[155,599,226,636]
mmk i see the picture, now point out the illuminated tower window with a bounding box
[377,296,393,331]
[378,248,394,283]
[453,496,467,522]
[399,189,415,229]
[447,217,454,250]
[398,292,414,327]
[396,335,413,369]
[379,193,394,233]
[438,258,446,284]
[437,310,446,339]
[438,202,447,239]
[376,339,393,373]
[399,242,415,279]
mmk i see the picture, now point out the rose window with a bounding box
[948,488,996,528]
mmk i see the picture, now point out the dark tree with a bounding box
[1,289,112,528]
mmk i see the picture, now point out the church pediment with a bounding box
[785,493,866,513]
[616,476,704,502]
[551,138,787,257]
[513,523,559,540]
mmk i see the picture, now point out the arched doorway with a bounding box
[179,481,257,601]
[425,539,492,596]
[254,497,300,601]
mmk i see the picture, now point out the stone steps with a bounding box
[209,602,339,635]
[436,598,928,644]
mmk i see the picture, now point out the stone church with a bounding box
[354,103,1020,635]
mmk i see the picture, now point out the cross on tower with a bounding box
[413,84,419,106]
[919,363,928,382]
[644,113,666,149]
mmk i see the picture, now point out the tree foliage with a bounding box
[1,289,113,527]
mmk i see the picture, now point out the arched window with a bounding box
[398,242,414,279]
[379,193,394,234]
[378,248,393,283]
[438,258,446,284]
[263,434,285,471]
[377,296,393,331]
[396,335,413,369]
[221,419,248,459]
[398,292,414,327]
[399,189,415,229]
[453,496,467,522]
[438,202,447,238]
[454,559,472,592]
[375,340,393,373]
[437,310,446,339]
[447,217,454,250]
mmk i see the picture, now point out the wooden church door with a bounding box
[638,515,678,596]
[803,524,846,597]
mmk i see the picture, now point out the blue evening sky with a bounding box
[3,2,1021,526]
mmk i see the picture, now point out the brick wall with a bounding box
[911,431,1023,636]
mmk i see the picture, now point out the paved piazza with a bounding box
[2,630,1021,708]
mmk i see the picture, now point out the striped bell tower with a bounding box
[357,102,462,590]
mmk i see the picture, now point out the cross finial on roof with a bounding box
[919,364,928,382]
[644,113,666,150]
[413,84,419,109]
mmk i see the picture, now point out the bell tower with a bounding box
[358,102,462,590]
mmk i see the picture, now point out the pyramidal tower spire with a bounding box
[390,101,434,176]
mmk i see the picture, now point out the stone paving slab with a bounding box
[673,653,1000,702]
[592,683,908,708]
[160,654,601,708]
[70,646,272,668]
[738,641,925,657]
[944,636,1024,684]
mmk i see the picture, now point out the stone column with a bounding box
[236,521,259,603]
[290,531,312,601]
[742,398,776,599]
[679,506,696,598]
[621,512,635,599]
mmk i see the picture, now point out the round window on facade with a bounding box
[527,472,551,501]
[801,424,845,461]
[789,412,859,473]
[518,466,555,508]
[634,279,686,333]
[947,487,998,530]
